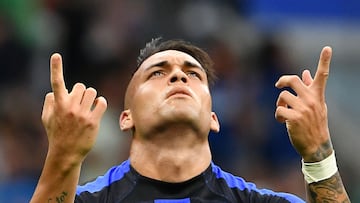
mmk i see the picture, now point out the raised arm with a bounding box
[275,47,350,202]
[30,53,107,203]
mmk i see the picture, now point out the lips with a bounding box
[166,87,192,98]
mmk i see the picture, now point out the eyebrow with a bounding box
[145,61,168,70]
[145,60,205,72]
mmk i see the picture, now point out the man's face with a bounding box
[120,50,219,136]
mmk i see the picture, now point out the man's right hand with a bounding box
[42,53,107,167]
[30,53,107,203]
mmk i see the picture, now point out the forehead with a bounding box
[138,50,202,70]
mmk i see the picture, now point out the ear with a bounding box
[210,112,220,133]
[119,109,134,131]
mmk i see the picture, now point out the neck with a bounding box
[129,127,211,183]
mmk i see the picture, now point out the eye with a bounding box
[187,71,201,79]
[150,70,165,78]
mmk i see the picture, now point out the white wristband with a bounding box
[301,151,338,184]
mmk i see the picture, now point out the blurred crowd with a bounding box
[0,0,359,202]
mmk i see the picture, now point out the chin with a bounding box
[161,107,198,122]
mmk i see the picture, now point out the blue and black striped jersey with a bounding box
[75,160,305,203]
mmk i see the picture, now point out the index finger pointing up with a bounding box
[313,46,332,95]
[50,53,67,100]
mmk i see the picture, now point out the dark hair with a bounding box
[136,38,217,86]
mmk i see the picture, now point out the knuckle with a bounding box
[81,117,97,129]
[74,112,90,126]
[279,90,289,97]
[41,114,47,123]
[44,92,55,102]
[274,108,286,123]
[278,75,287,81]
[78,114,87,123]
[295,107,311,122]
[64,107,77,118]
[73,112,95,127]
[298,106,308,115]
[321,71,329,77]
[51,78,61,86]
[87,120,97,129]
[306,99,317,110]
[278,90,291,101]
[292,112,302,122]
[63,106,81,117]
[45,92,54,98]
[289,76,300,84]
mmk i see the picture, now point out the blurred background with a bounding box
[0,0,359,202]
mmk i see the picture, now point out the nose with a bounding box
[169,70,188,84]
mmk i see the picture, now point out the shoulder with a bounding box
[209,163,305,203]
[76,160,132,196]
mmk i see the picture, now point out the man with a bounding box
[30,39,350,202]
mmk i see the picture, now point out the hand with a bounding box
[42,53,107,165]
[275,46,333,162]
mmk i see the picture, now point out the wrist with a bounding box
[46,149,84,174]
[302,150,338,184]
[302,140,333,162]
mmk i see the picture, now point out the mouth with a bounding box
[167,88,192,98]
